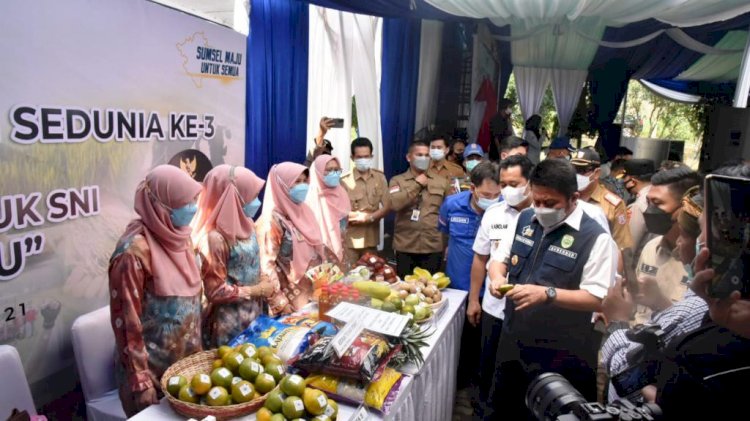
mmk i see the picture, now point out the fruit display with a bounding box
[319,283,363,322]
[306,263,344,300]
[404,267,450,289]
[356,252,398,283]
[351,280,392,300]
[165,343,284,408]
[388,323,433,368]
[257,374,338,421]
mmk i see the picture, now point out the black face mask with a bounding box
[643,205,674,235]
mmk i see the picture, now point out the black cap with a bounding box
[570,148,601,167]
[618,159,655,179]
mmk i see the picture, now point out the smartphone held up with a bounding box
[705,174,750,299]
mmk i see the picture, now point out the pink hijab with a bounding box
[259,162,323,281]
[119,165,203,297]
[306,155,351,261]
[193,165,265,247]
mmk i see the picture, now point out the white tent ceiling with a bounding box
[150,0,249,34]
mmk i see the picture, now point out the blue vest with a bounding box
[502,207,605,353]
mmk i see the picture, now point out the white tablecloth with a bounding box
[130,289,468,421]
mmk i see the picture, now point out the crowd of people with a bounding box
[108,114,750,420]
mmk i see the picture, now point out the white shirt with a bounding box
[494,205,617,300]
[473,202,523,319]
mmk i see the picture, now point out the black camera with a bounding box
[526,373,662,421]
[609,324,669,400]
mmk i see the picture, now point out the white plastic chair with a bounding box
[71,306,127,421]
[0,345,37,418]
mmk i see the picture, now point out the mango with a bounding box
[352,281,392,300]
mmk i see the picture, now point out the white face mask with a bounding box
[354,158,372,171]
[429,148,445,161]
[534,206,567,228]
[576,173,592,192]
[502,184,529,207]
[413,156,430,171]
[600,163,611,178]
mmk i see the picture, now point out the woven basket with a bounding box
[161,350,273,420]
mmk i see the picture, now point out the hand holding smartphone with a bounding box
[705,174,750,299]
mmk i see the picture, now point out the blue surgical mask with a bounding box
[323,171,342,187]
[685,240,705,280]
[683,262,695,280]
[476,195,499,210]
[465,159,480,173]
[289,183,309,204]
[243,197,261,218]
[170,202,198,227]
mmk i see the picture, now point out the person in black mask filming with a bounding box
[488,159,618,419]
[654,161,750,420]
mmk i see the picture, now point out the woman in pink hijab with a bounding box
[193,165,273,348]
[306,155,351,266]
[256,162,335,314]
[108,165,203,416]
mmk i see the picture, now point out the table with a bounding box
[130,289,467,421]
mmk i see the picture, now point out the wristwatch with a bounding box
[545,287,557,304]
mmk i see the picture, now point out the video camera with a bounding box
[526,373,662,421]
[609,324,669,401]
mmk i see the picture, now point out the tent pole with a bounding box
[732,26,750,108]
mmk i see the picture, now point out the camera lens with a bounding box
[526,373,587,421]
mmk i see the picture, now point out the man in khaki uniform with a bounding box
[619,159,656,260]
[631,165,701,323]
[341,137,391,267]
[390,139,452,277]
[572,148,633,251]
[428,133,465,194]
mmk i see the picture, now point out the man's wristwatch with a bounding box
[545,287,557,304]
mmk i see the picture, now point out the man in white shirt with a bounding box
[487,159,618,418]
[468,155,533,418]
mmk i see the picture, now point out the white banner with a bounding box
[0,0,246,388]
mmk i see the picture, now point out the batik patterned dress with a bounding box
[258,212,336,315]
[201,230,263,348]
[109,234,202,415]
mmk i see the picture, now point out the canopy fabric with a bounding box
[307,7,384,172]
[640,79,702,104]
[514,66,551,121]
[677,31,748,82]
[423,0,750,28]
[510,17,605,69]
[551,68,588,136]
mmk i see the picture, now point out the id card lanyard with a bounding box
[411,181,423,222]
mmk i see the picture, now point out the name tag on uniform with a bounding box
[640,263,658,276]
[548,245,578,259]
[451,216,470,224]
[514,234,534,247]
[411,209,420,222]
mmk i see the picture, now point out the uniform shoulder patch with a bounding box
[604,192,622,206]
[389,185,401,193]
